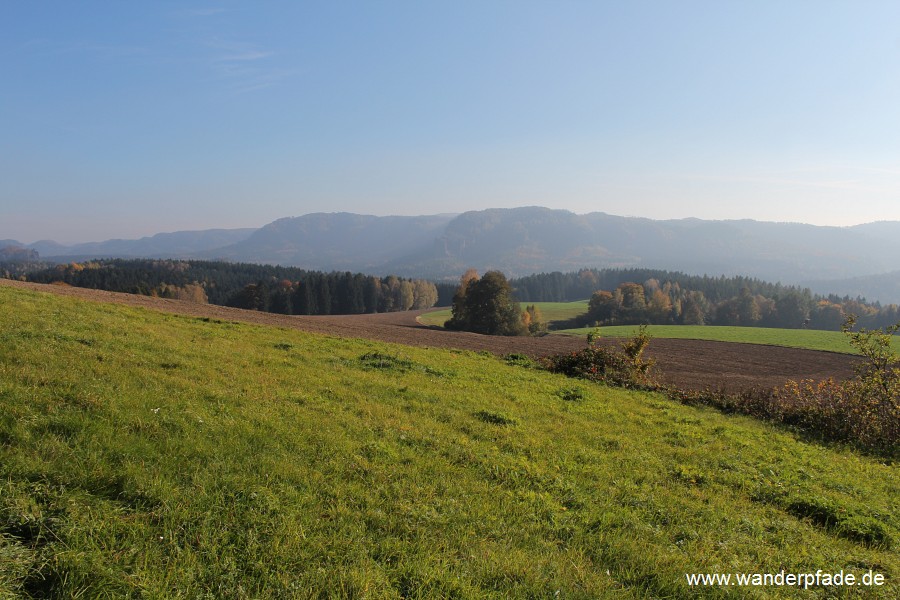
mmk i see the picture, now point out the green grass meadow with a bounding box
[424,300,899,354]
[1,286,898,598]
[418,301,588,328]
[553,324,900,355]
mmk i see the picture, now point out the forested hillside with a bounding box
[19,259,438,315]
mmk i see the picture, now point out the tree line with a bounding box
[505,268,898,331]
[581,278,899,331]
[8,257,897,329]
[18,259,438,315]
[511,268,816,304]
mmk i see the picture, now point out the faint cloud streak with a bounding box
[173,7,227,18]
[204,39,296,93]
[219,50,274,62]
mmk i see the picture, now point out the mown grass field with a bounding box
[419,301,588,328]
[554,324,900,355]
[1,286,898,598]
[422,301,899,355]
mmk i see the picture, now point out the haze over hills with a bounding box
[802,270,900,306]
[202,213,456,270]
[2,229,256,260]
[5,207,900,302]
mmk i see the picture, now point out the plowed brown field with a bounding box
[2,278,858,391]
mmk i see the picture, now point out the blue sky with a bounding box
[2,1,900,243]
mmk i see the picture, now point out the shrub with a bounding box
[522,304,548,336]
[534,316,898,457]
[773,316,899,456]
[542,326,656,388]
[842,315,900,406]
[669,377,897,458]
[772,378,897,453]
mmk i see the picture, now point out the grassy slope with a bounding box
[0,286,897,599]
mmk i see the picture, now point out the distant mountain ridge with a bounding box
[5,207,899,302]
[4,229,256,260]
[201,213,456,269]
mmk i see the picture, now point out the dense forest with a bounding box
[14,259,438,315]
[513,268,809,303]
[509,268,899,331]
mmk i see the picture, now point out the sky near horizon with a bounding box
[2,1,900,244]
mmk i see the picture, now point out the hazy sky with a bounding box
[3,1,900,243]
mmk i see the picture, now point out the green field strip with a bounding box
[552,324,900,355]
